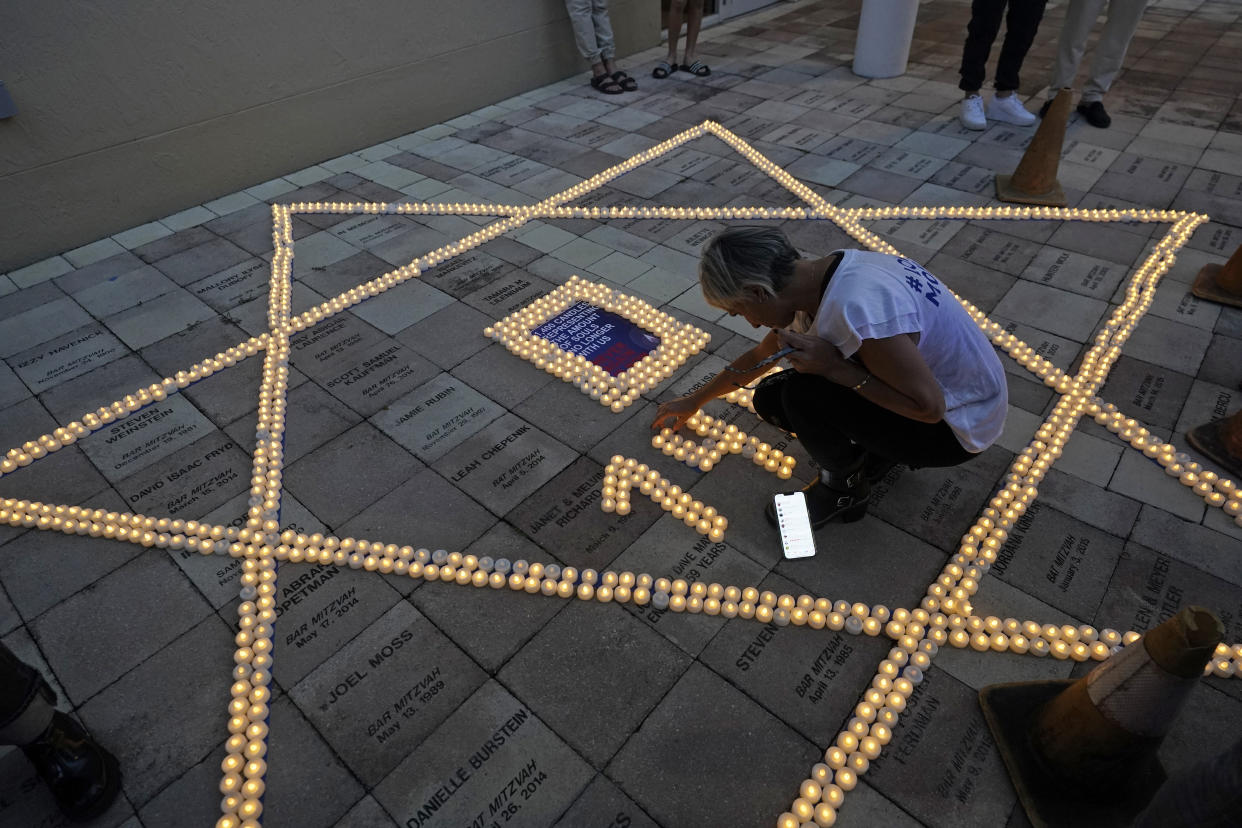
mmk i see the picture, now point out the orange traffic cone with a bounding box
[995,88,1072,207]
[1186,408,1242,481]
[1192,242,1242,310]
[979,606,1224,828]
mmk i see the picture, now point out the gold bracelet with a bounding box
[851,373,870,392]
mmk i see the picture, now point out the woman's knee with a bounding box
[752,373,795,430]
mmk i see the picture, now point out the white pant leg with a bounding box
[1050,0,1108,92]
[591,0,615,62]
[1082,0,1149,102]
[566,0,603,63]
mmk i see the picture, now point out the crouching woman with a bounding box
[652,227,1007,529]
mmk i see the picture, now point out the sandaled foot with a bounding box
[652,60,674,79]
[611,70,638,92]
[680,60,711,77]
[590,73,625,95]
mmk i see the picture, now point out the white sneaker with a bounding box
[960,95,986,130]
[987,94,1036,126]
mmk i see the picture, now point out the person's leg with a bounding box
[959,0,1006,95]
[753,372,868,525]
[775,373,973,472]
[1049,0,1105,94]
[665,0,686,64]
[568,0,623,92]
[959,0,1006,129]
[994,0,1048,95]
[682,0,704,65]
[1082,0,1148,102]
[0,641,121,820]
[0,640,54,747]
[987,0,1045,124]
[566,0,604,67]
[754,372,973,525]
[753,372,865,472]
[591,0,617,72]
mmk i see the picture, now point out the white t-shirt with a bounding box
[790,249,1007,453]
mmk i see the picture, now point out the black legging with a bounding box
[959,0,1048,93]
[752,370,974,474]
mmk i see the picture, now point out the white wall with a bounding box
[0,0,658,271]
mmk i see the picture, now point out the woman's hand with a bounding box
[776,329,856,383]
[651,395,702,432]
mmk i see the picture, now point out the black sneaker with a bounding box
[765,476,870,529]
[1076,100,1111,128]
[22,712,121,822]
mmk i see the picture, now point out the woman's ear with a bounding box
[744,285,768,303]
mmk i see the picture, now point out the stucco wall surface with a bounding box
[0,0,658,271]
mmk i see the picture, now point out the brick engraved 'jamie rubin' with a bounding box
[371,373,504,462]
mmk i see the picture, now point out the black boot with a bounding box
[22,712,121,822]
[861,452,898,485]
[766,467,871,529]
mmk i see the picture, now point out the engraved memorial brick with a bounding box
[941,226,1039,276]
[1099,356,1193,432]
[499,602,689,766]
[509,457,660,570]
[613,517,767,656]
[1020,247,1127,299]
[271,564,402,687]
[992,501,1124,618]
[332,214,416,250]
[701,574,891,743]
[116,431,250,519]
[1097,543,1242,701]
[291,602,486,785]
[320,339,439,418]
[421,250,513,299]
[432,414,576,517]
[188,257,269,312]
[371,373,504,461]
[372,681,593,828]
[8,324,126,393]
[866,668,1016,826]
[869,462,1003,553]
[462,272,555,320]
[80,395,216,483]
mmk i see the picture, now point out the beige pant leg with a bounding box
[1050,0,1108,93]
[1082,0,1149,102]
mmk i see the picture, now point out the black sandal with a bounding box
[680,60,711,77]
[590,73,625,95]
[611,70,638,92]
[652,60,674,79]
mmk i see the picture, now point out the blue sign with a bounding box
[531,301,659,375]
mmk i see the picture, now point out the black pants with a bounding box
[959,0,1048,92]
[752,371,974,475]
[0,640,53,745]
